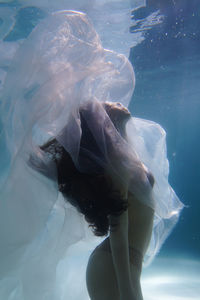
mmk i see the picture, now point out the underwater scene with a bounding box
[0,0,199,300]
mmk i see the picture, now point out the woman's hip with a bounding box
[86,245,119,300]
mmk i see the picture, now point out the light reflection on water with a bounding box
[57,243,200,300]
[142,257,200,300]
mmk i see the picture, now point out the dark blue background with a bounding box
[129,0,200,259]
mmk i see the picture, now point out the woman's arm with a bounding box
[109,210,136,300]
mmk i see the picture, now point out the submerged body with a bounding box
[86,178,154,300]
[38,100,155,300]
[85,102,155,300]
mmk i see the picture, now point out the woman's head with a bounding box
[103,101,131,137]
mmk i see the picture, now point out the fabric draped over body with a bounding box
[0,11,183,300]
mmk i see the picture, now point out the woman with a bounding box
[85,102,155,300]
[38,100,155,300]
[0,11,183,300]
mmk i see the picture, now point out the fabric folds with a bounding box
[0,10,183,300]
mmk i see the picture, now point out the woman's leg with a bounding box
[86,239,120,300]
[129,247,143,300]
[128,196,155,300]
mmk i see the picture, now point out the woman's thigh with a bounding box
[86,247,120,300]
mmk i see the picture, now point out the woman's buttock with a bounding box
[91,237,143,271]
[86,238,120,300]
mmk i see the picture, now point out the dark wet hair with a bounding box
[40,108,129,236]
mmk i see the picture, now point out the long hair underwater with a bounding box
[35,102,132,236]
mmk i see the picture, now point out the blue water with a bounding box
[0,0,199,299]
[129,0,200,260]
[129,2,200,298]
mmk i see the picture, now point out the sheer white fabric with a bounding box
[0,11,184,300]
